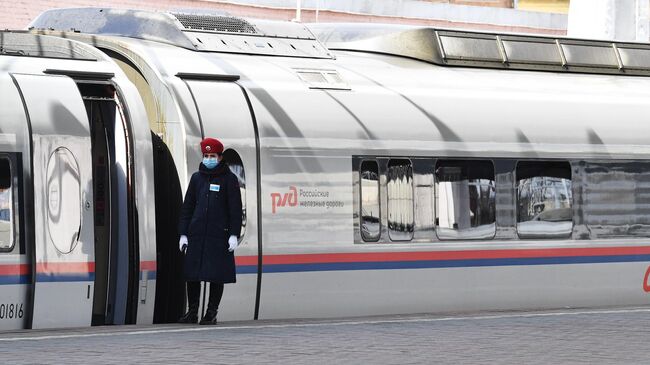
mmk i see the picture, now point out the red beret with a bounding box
[200,138,223,154]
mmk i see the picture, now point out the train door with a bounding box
[180,77,260,321]
[12,74,95,329]
[0,76,30,330]
[76,81,135,326]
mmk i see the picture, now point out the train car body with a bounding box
[0,32,156,329]
[3,7,650,328]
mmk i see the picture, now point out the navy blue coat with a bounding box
[178,162,242,283]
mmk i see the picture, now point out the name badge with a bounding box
[210,184,220,192]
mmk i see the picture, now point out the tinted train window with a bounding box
[0,158,13,250]
[435,160,495,240]
[223,149,246,240]
[387,159,414,241]
[516,161,573,239]
[360,160,380,242]
[583,162,650,238]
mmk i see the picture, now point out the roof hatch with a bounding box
[29,8,333,59]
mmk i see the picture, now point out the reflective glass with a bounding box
[584,162,650,238]
[516,161,572,239]
[387,159,414,241]
[0,158,12,249]
[223,149,247,240]
[360,160,380,241]
[435,160,495,240]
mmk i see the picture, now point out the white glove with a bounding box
[228,235,238,252]
[179,235,188,253]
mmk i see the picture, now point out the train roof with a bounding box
[24,8,650,159]
[30,7,332,59]
[29,7,650,77]
[0,31,127,79]
[310,23,650,77]
[0,31,97,61]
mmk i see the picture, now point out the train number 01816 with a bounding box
[0,303,24,319]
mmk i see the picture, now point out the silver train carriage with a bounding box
[3,6,650,329]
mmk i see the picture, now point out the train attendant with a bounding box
[177,137,242,325]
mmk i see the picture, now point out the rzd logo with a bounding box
[271,186,298,214]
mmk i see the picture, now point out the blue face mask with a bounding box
[202,157,218,169]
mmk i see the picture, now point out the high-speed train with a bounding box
[2,7,650,330]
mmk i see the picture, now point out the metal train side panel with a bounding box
[12,74,95,329]
[255,258,650,318]
[115,75,159,325]
[0,75,31,330]
[238,82,355,320]
[182,80,259,320]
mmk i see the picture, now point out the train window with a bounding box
[435,160,496,240]
[387,159,414,241]
[360,160,380,242]
[46,148,82,254]
[583,162,650,238]
[223,149,246,240]
[0,158,13,250]
[516,161,573,239]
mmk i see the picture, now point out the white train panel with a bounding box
[259,254,650,319]
[13,74,96,329]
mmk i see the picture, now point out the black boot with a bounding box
[178,281,200,324]
[199,309,218,325]
[178,310,198,324]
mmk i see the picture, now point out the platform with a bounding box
[2,307,649,364]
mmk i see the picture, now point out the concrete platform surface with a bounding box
[2,307,649,364]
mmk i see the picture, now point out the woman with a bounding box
[177,137,242,325]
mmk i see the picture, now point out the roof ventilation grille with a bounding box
[295,69,350,90]
[172,13,258,34]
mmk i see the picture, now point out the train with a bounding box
[1,7,650,330]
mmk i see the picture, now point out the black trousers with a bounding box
[187,281,224,313]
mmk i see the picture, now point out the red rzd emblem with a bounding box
[644,266,650,292]
[270,186,298,214]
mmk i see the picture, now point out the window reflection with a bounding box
[0,158,12,249]
[516,161,572,239]
[360,160,380,241]
[387,159,414,241]
[584,162,650,238]
[223,149,246,240]
[435,160,495,240]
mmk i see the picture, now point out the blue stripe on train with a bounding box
[234,254,650,274]
[0,275,30,285]
[139,271,157,280]
[35,273,95,282]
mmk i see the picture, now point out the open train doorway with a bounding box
[77,82,135,325]
[151,133,185,323]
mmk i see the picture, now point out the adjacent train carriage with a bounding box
[0,32,156,329]
[5,7,650,328]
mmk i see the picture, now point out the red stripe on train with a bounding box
[36,262,95,274]
[0,261,156,276]
[0,264,29,275]
[140,261,157,271]
[234,245,650,266]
